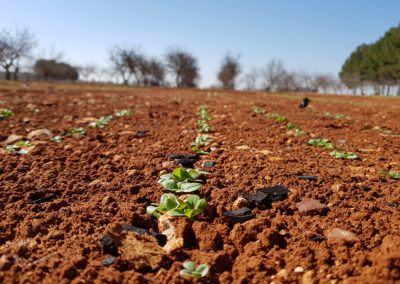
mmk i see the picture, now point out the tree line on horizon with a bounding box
[1,25,399,95]
[340,23,400,96]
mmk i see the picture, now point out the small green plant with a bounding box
[329,150,359,160]
[191,136,213,147]
[276,116,287,122]
[252,106,266,114]
[266,113,280,118]
[308,138,334,149]
[158,165,208,192]
[115,110,132,117]
[294,129,307,136]
[68,127,86,135]
[180,261,209,279]
[146,194,206,221]
[380,171,400,179]
[191,147,210,155]
[89,116,113,128]
[287,122,298,129]
[30,108,40,113]
[0,109,14,117]
[51,135,63,142]
[6,140,31,154]
[198,120,214,133]
[373,126,393,134]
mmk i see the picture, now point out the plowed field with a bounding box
[1,81,400,283]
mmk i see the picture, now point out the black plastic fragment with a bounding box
[386,202,399,208]
[100,235,119,256]
[121,224,167,246]
[167,154,199,160]
[203,160,217,169]
[309,235,325,242]
[299,97,310,108]
[102,255,115,266]
[0,168,3,174]
[175,159,198,168]
[298,175,318,182]
[28,193,57,204]
[257,185,291,202]
[136,131,147,138]
[243,193,270,204]
[222,207,255,223]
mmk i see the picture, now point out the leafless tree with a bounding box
[109,46,132,85]
[165,47,199,88]
[261,59,286,91]
[312,73,336,94]
[147,58,165,86]
[78,64,98,82]
[243,67,260,90]
[217,54,241,89]
[0,28,36,80]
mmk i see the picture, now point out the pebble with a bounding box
[297,199,329,215]
[294,266,304,273]
[102,255,115,266]
[203,160,217,169]
[326,228,359,244]
[302,270,314,284]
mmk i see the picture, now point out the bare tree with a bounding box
[165,47,199,88]
[109,46,131,85]
[312,73,336,94]
[217,54,241,89]
[261,59,286,91]
[243,67,259,90]
[78,64,98,82]
[147,58,165,86]
[0,28,36,80]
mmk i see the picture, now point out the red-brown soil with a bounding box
[1,81,400,283]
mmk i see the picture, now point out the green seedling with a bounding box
[294,129,307,136]
[158,165,208,192]
[180,261,209,279]
[252,106,266,114]
[198,120,214,133]
[308,138,334,149]
[373,126,393,134]
[266,113,280,118]
[146,193,206,220]
[30,108,40,113]
[115,110,132,117]
[89,116,113,128]
[0,109,14,117]
[379,171,400,179]
[329,150,359,160]
[325,112,352,120]
[191,136,213,147]
[68,127,86,135]
[51,135,63,142]
[287,122,298,129]
[276,116,287,122]
[6,140,31,154]
[191,147,210,155]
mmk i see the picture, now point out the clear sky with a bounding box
[1,0,399,87]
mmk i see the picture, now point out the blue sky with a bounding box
[1,0,400,87]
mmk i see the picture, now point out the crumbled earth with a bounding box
[1,81,400,283]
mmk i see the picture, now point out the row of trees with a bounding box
[340,23,400,96]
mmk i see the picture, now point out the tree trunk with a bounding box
[5,68,11,80]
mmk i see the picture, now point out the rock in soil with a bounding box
[326,228,359,245]
[298,175,318,182]
[297,199,329,216]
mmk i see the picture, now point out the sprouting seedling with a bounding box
[115,110,132,117]
[51,135,63,142]
[329,150,359,160]
[89,116,113,128]
[252,106,266,114]
[30,108,40,113]
[68,127,86,135]
[158,165,208,192]
[180,262,209,279]
[276,116,287,122]
[191,147,210,155]
[379,171,400,179]
[0,109,14,117]
[146,193,206,221]
[191,136,213,147]
[373,126,393,134]
[287,122,298,129]
[265,113,280,118]
[294,129,307,136]
[308,138,335,149]
[6,140,31,154]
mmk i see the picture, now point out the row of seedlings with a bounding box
[146,104,216,279]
